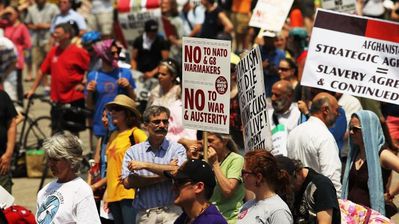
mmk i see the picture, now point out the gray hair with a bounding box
[209,132,239,154]
[310,96,331,114]
[143,105,170,123]
[43,132,83,174]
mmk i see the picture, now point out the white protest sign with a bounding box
[271,124,288,156]
[302,9,399,105]
[118,8,160,49]
[236,46,273,152]
[249,0,294,32]
[182,37,231,133]
[321,0,356,13]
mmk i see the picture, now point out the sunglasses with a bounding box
[278,67,291,72]
[150,119,169,125]
[109,105,125,112]
[349,125,362,132]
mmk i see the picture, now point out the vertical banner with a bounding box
[249,0,294,32]
[301,9,399,105]
[236,46,273,152]
[321,0,356,13]
[182,37,231,134]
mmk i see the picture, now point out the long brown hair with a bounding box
[244,150,293,204]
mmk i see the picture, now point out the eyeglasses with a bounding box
[241,169,255,176]
[109,105,124,112]
[150,119,169,125]
[278,67,291,72]
[349,125,362,132]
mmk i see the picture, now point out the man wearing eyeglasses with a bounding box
[122,105,187,223]
[287,92,342,197]
[165,159,227,224]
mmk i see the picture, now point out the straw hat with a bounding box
[105,95,141,118]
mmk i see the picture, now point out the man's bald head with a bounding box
[271,80,294,113]
[310,92,339,127]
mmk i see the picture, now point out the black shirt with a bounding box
[132,34,170,73]
[0,90,17,154]
[199,6,224,39]
[294,168,341,224]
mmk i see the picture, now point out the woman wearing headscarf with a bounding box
[36,133,100,223]
[342,110,399,217]
[103,94,147,223]
[207,132,245,223]
[86,39,136,138]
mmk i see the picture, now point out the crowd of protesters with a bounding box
[0,0,399,223]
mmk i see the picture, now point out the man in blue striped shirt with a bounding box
[122,105,187,223]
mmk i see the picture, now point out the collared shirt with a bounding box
[287,116,342,196]
[25,2,59,47]
[122,138,187,210]
[50,9,87,32]
[268,103,301,134]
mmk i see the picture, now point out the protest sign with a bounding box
[271,124,288,156]
[182,37,231,134]
[236,46,273,152]
[321,0,356,13]
[118,8,160,47]
[249,0,294,32]
[302,9,399,105]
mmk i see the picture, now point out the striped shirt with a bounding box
[122,138,187,210]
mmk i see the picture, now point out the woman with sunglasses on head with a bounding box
[103,95,147,223]
[342,110,399,218]
[147,58,180,108]
[148,58,197,144]
[86,39,137,139]
[206,132,245,224]
[237,150,293,224]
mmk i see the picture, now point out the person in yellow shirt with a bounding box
[104,95,147,223]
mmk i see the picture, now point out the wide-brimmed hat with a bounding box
[105,95,141,118]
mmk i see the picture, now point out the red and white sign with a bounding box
[302,9,399,105]
[182,37,231,134]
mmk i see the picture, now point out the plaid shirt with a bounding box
[0,37,17,78]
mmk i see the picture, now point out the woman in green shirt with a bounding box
[207,132,245,224]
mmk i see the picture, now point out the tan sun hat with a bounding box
[105,95,141,119]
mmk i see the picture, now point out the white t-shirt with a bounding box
[237,195,293,224]
[36,177,101,224]
[287,116,342,197]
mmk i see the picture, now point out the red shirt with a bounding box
[41,44,89,103]
[4,23,31,69]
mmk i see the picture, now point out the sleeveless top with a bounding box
[199,6,224,39]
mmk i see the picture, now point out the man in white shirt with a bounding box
[287,92,342,196]
[268,80,301,133]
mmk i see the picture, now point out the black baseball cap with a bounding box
[144,19,158,32]
[164,159,216,190]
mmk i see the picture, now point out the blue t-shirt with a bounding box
[260,48,285,97]
[329,107,347,154]
[86,67,136,137]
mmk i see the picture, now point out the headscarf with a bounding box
[93,39,119,68]
[341,110,386,215]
